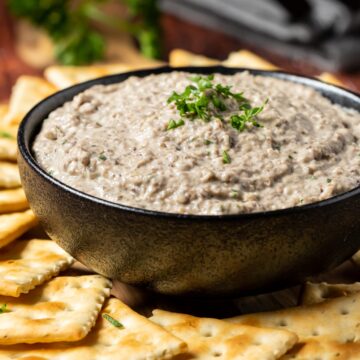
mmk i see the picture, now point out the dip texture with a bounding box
[33,72,360,215]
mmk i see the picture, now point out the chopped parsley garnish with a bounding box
[327,178,332,183]
[222,150,231,164]
[102,313,124,328]
[99,154,107,161]
[230,189,239,198]
[204,139,213,145]
[0,131,14,139]
[167,74,267,132]
[230,99,267,132]
[0,304,8,314]
[167,119,185,130]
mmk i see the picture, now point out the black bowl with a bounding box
[18,66,360,297]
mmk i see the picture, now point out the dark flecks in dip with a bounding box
[33,71,360,215]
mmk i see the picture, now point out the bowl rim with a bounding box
[18,65,360,221]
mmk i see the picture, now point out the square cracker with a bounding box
[222,50,279,70]
[301,282,360,306]
[281,339,360,360]
[0,162,21,189]
[0,298,187,359]
[0,139,17,162]
[0,209,37,248]
[0,188,29,214]
[0,239,74,297]
[169,49,219,67]
[0,275,112,344]
[44,64,132,89]
[228,292,360,358]
[4,76,56,126]
[150,309,298,360]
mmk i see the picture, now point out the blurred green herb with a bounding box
[7,0,161,65]
[222,150,231,164]
[0,304,8,314]
[0,131,14,139]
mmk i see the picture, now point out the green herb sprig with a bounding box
[222,150,231,164]
[8,0,161,65]
[167,75,267,132]
[102,313,124,328]
[0,304,8,314]
[0,131,14,140]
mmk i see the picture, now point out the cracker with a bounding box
[0,162,21,188]
[0,138,17,162]
[0,239,74,297]
[281,339,360,359]
[0,188,29,214]
[169,49,219,67]
[228,291,360,345]
[0,104,8,122]
[222,50,279,70]
[4,76,56,126]
[0,209,37,248]
[352,250,360,265]
[0,298,186,359]
[317,72,345,87]
[151,310,298,360]
[0,275,112,344]
[44,64,132,89]
[301,282,360,306]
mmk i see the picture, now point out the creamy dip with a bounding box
[33,72,360,215]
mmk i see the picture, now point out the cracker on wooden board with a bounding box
[351,250,360,266]
[44,64,132,89]
[0,138,17,162]
[0,104,8,122]
[151,309,298,360]
[0,239,74,297]
[0,188,29,214]
[0,275,111,345]
[318,72,345,87]
[281,339,360,360]
[4,76,56,126]
[222,50,279,70]
[0,162,21,189]
[301,282,360,306]
[228,292,360,359]
[169,49,219,67]
[0,209,37,249]
[0,298,186,360]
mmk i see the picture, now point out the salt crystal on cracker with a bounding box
[0,239,74,297]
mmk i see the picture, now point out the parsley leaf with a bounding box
[222,150,231,164]
[99,154,107,161]
[102,313,124,328]
[167,75,268,133]
[0,131,14,139]
[167,119,185,130]
[0,304,8,314]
